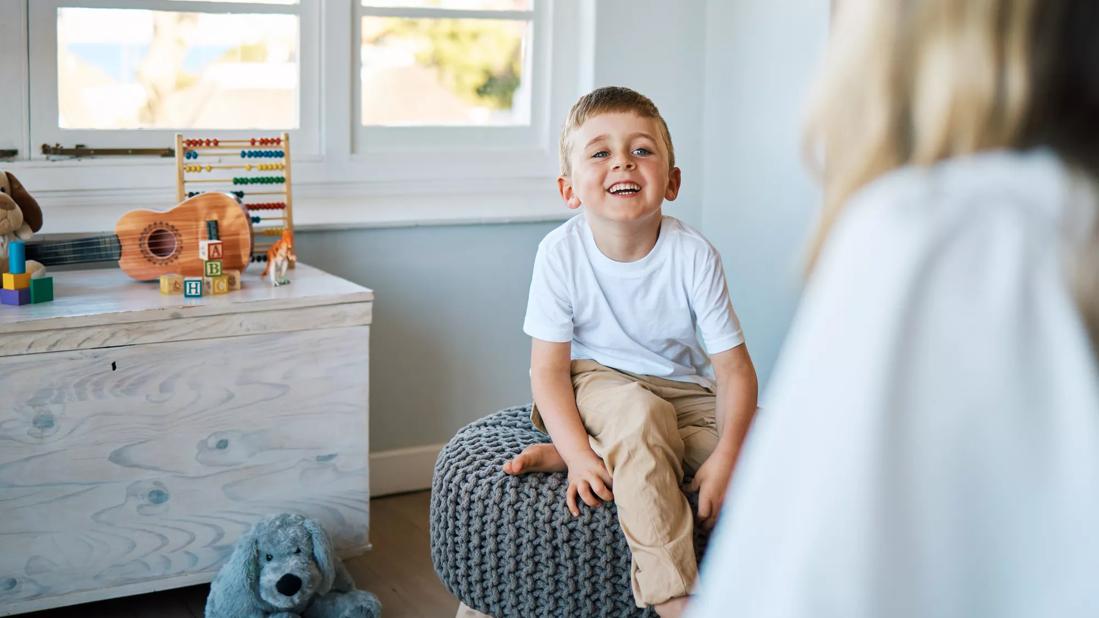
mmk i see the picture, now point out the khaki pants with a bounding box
[532,360,718,607]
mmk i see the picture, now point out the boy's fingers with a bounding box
[567,485,579,516]
[688,476,701,492]
[697,496,711,522]
[578,483,601,508]
[591,478,614,502]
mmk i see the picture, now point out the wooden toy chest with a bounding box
[0,264,373,615]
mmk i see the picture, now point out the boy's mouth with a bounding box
[607,182,641,196]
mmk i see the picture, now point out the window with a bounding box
[353,0,550,153]
[27,0,321,155]
[2,0,590,229]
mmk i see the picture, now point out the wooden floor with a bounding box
[19,491,459,618]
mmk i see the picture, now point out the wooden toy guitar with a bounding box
[25,193,253,281]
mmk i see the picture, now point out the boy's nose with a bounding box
[612,158,636,171]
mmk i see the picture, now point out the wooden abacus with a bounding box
[174,132,295,267]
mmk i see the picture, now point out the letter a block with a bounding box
[199,240,224,260]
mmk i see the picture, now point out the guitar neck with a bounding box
[25,235,123,266]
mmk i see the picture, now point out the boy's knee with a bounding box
[610,392,681,445]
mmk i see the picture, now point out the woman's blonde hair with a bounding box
[803,0,1099,342]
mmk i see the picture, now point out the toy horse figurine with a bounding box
[262,230,295,286]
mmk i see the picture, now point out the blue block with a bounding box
[1,287,30,305]
[8,240,25,275]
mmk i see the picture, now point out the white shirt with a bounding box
[689,149,1099,618]
[523,214,744,387]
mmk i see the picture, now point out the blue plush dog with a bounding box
[206,513,381,618]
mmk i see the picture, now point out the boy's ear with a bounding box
[664,167,682,202]
[557,175,582,210]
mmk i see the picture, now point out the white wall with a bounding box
[700,0,829,392]
[591,0,708,228]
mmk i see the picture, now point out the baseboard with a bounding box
[369,443,446,497]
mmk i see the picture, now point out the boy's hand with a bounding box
[689,449,737,530]
[564,450,614,517]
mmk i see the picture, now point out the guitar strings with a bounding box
[29,222,250,264]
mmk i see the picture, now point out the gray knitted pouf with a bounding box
[431,405,711,618]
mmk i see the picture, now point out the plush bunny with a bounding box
[205,513,382,618]
[0,171,45,277]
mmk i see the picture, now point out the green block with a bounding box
[204,259,223,277]
[30,276,53,303]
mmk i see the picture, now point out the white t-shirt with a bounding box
[523,214,744,387]
[689,149,1099,618]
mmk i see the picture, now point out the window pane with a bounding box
[361,17,531,126]
[57,8,299,130]
[361,1,532,12]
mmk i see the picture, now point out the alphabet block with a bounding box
[160,274,184,295]
[184,276,203,298]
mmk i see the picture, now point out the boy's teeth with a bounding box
[609,182,641,194]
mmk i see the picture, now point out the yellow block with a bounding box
[160,274,184,295]
[205,275,229,295]
[3,272,30,290]
[224,269,241,291]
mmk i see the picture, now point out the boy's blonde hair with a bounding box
[559,86,676,177]
[803,0,1099,345]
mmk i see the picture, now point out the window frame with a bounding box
[0,0,30,159]
[26,0,322,157]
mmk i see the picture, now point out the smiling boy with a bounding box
[503,87,759,617]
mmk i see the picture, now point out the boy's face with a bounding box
[558,112,680,227]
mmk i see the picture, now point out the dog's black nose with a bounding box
[276,573,302,596]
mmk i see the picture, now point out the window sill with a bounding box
[28,176,570,235]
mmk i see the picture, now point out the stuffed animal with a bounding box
[205,513,382,618]
[0,171,45,277]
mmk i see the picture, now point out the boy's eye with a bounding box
[591,151,609,159]
[632,148,652,156]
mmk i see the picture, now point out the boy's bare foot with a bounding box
[502,443,567,475]
[654,596,690,618]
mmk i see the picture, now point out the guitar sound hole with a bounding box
[146,228,178,259]
[139,222,182,265]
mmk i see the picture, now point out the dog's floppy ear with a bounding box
[5,173,41,234]
[218,523,264,612]
[304,517,336,595]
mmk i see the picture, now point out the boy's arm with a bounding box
[531,338,614,516]
[690,343,758,529]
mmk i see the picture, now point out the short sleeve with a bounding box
[692,246,745,354]
[522,242,573,342]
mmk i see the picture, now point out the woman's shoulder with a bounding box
[842,149,1074,241]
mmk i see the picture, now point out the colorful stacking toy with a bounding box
[1,240,52,306]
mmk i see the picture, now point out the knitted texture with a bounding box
[431,406,711,618]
